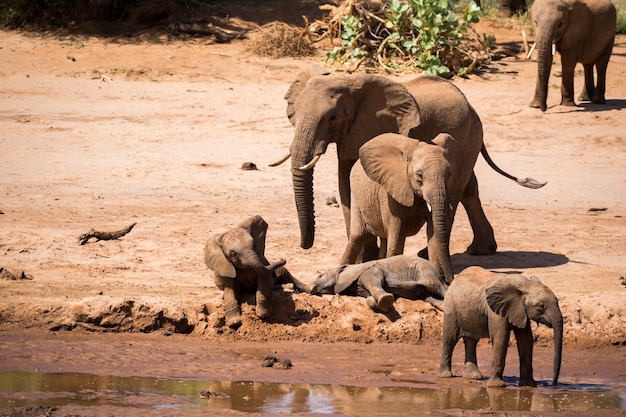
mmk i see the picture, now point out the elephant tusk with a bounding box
[299,154,321,171]
[426,202,432,213]
[269,152,291,167]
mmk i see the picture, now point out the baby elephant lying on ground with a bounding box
[310,255,448,312]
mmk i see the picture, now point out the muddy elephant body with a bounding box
[439,266,563,387]
[530,0,616,111]
[203,215,310,328]
[311,254,448,312]
[342,133,464,283]
[273,68,543,279]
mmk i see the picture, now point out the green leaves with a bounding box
[326,0,482,77]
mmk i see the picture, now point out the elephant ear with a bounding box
[238,214,268,258]
[204,234,236,278]
[339,75,421,161]
[359,133,417,207]
[485,274,529,329]
[285,65,332,127]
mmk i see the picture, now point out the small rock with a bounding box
[262,355,278,367]
[274,359,292,369]
[241,162,258,170]
[326,196,339,207]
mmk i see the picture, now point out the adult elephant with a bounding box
[529,0,616,111]
[272,68,544,263]
[342,133,463,284]
[439,266,563,388]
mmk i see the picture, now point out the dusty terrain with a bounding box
[0,1,625,415]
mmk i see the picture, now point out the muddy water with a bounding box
[0,371,624,415]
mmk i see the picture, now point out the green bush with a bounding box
[0,0,77,28]
[326,0,482,77]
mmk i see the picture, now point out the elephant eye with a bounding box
[415,170,424,183]
[536,302,545,312]
[229,250,237,259]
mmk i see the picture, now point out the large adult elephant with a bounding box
[271,68,544,267]
[529,0,616,111]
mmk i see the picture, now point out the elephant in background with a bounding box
[204,215,311,328]
[341,133,463,284]
[439,266,563,388]
[271,68,544,267]
[310,254,448,312]
[529,0,616,111]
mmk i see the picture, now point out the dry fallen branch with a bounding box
[245,21,316,58]
[78,222,137,245]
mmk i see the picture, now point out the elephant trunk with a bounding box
[551,310,564,386]
[533,27,556,112]
[426,180,454,284]
[290,115,325,249]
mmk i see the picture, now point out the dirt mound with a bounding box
[3,286,624,347]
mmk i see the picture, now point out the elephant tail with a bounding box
[480,144,547,189]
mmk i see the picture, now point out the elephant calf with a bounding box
[204,215,311,328]
[439,266,563,387]
[311,255,448,312]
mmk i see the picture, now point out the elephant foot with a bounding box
[226,315,242,329]
[487,376,507,388]
[466,239,497,256]
[560,97,577,107]
[462,362,483,380]
[366,294,394,312]
[591,97,606,105]
[439,368,453,378]
[529,98,545,111]
[255,303,273,319]
[519,378,537,387]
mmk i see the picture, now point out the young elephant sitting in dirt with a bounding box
[310,255,448,312]
[204,215,311,328]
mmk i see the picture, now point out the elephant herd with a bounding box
[204,0,617,389]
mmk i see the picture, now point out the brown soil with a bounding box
[0,2,625,416]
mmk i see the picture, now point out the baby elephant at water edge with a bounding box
[204,215,311,328]
[310,254,448,312]
[439,266,563,387]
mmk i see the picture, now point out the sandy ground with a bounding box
[0,3,625,415]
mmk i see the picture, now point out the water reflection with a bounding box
[0,372,624,415]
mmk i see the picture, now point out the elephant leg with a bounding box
[222,284,243,329]
[462,337,484,380]
[385,217,407,258]
[579,63,594,102]
[338,158,357,237]
[340,228,368,265]
[513,325,537,387]
[487,323,511,387]
[462,173,497,256]
[439,309,460,378]
[559,55,577,107]
[592,44,613,104]
[359,265,394,312]
[255,273,274,319]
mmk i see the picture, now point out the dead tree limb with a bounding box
[79,222,137,245]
